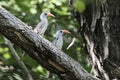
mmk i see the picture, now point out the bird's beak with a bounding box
[47,13,55,17]
[62,30,71,34]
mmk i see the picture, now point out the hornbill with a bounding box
[52,30,71,49]
[23,12,54,56]
[47,30,71,77]
[34,12,55,36]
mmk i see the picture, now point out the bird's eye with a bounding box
[60,31,62,33]
[44,13,47,15]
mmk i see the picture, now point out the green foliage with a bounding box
[73,0,94,12]
[0,0,90,80]
[73,0,86,12]
[3,52,11,59]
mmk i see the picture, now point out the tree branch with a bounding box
[0,6,97,80]
[4,37,33,80]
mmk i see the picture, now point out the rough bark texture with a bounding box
[70,0,120,80]
[0,7,98,80]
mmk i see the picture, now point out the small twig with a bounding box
[67,37,76,50]
[4,37,33,80]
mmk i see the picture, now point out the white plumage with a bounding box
[52,30,63,49]
[52,30,71,49]
[34,12,55,36]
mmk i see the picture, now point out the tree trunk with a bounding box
[70,0,120,80]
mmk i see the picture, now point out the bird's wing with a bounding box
[34,22,43,32]
[34,21,46,34]
[52,38,62,49]
[52,39,57,45]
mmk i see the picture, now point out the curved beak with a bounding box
[62,30,71,34]
[47,13,55,17]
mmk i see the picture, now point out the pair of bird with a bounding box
[34,12,71,49]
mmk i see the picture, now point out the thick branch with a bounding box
[0,7,97,80]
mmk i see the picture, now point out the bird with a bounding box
[34,12,55,36]
[52,30,71,49]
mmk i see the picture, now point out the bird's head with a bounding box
[56,30,71,38]
[40,12,55,20]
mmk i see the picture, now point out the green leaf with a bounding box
[76,47,81,51]
[73,0,86,12]
[3,53,11,59]
[30,8,37,14]
[4,47,9,52]
[37,65,46,74]
[0,48,4,53]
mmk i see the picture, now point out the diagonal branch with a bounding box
[4,37,33,80]
[0,6,98,80]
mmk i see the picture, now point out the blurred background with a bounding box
[0,0,90,80]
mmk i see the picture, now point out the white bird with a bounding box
[52,30,71,49]
[34,12,55,36]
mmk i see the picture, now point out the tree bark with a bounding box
[70,0,120,80]
[0,7,98,80]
